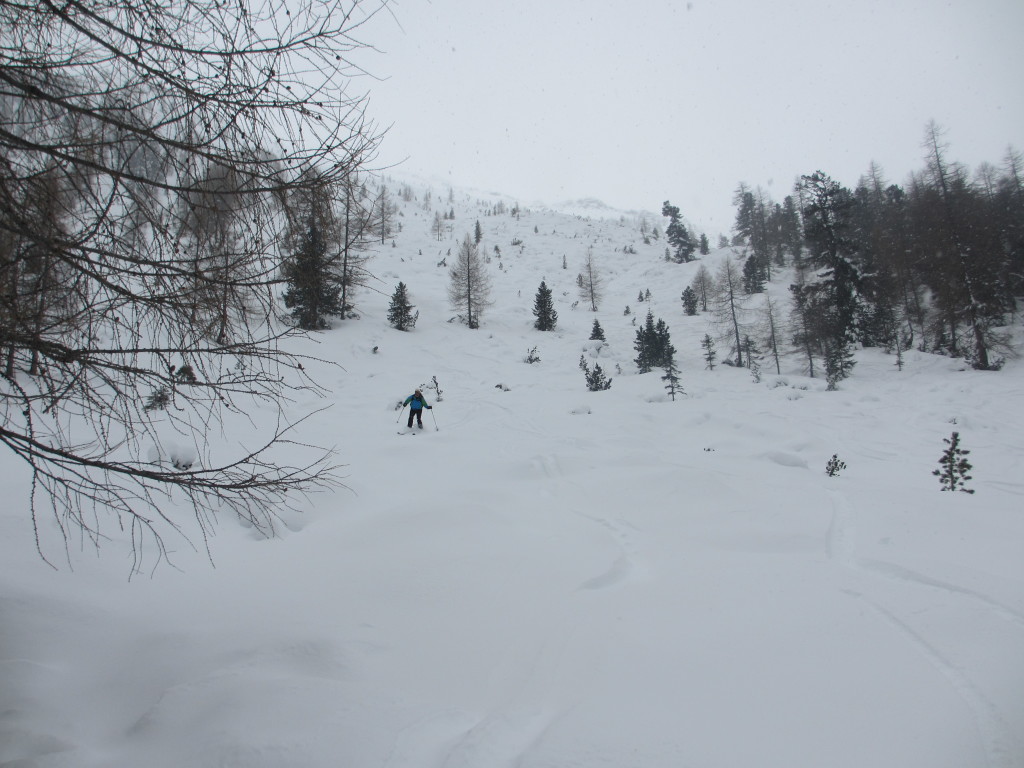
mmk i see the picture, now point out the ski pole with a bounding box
[396,404,407,424]
[430,408,439,431]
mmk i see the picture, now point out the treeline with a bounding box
[730,122,1022,372]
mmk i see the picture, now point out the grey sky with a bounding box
[357,0,1023,235]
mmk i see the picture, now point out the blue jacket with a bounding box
[404,393,430,411]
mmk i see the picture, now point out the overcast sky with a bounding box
[356,0,1023,235]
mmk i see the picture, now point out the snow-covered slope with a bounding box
[2,179,1023,767]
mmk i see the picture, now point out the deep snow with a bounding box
[2,181,1023,767]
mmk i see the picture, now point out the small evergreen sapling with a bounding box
[701,334,717,370]
[580,358,612,391]
[662,355,684,401]
[933,431,974,493]
[825,454,846,477]
[589,319,606,341]
[524,346,540,364]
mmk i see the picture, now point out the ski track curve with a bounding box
[526,450,648,592]
[570,510,647,591]
[829,491,1024,767]
[381,710,478,768]
[864,599,1024,768]
[826,493,1024,628]
[858,558,1024,629]
[435,709,559,768]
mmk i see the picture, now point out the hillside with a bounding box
[2,178,1023,768]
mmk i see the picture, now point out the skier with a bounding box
[402,389,432,429]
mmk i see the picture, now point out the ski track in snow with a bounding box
[382,605,579,768]
[827,492,1024,628]
[858,558,1024,629]
[864,600,1024,768]
[528,451,647,592]
[828,491,1024,768]
[571,513,644,591]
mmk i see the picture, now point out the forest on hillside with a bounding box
[682,122,1023,382]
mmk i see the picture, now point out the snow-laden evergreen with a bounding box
[2,178,1022,768]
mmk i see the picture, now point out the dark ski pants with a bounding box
[408,409,424,428]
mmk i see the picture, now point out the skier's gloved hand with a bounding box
[428,405,433,409]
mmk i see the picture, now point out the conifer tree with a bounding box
[682,287,699,315]
[580,359,612,391]
[933,431,974,493]
[654,318,672,367]
[662,200,696,262]
[779,195,803,260]
[533,280,558,330]
[798,171,861,344]
[282,216,343,330]
[634,311,658,373]
[590,319,606,341]
[387,282,417,331]
[699,233,710,255]
[742,254,766,293]
[634,311,673,372]
[662,354,684,401]
[825,455,847,477]
[701,334,717,370]
[824,337,856,390]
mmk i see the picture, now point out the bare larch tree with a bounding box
[448,234,492,329]
[0,0,388,570]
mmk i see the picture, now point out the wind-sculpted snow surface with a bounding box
[1,180,1022,767]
